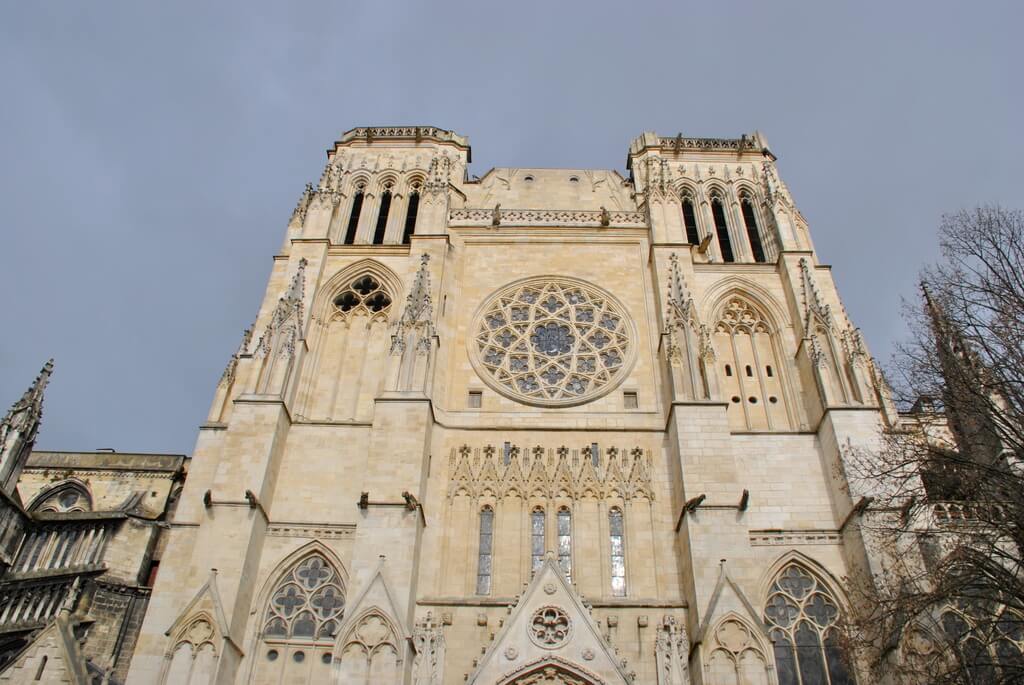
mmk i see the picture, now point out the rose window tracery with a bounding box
[472,278,634,406]
[529,606,572,649]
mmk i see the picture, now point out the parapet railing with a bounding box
[449,208,647,228]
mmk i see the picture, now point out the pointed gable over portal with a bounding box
[467,554,633,685]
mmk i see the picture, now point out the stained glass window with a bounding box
[531,508,545,576]
[557,508,572,580]
[262,553,345,644]
[609,508,626,597]
[476,507,493,595]
[941,605,1024,681]
[474,278,633,406]
[764,563,853,685]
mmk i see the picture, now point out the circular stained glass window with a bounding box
[471,277,635,406]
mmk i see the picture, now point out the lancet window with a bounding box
[713,296,789,431]
[261,553,346,647]
[344,186,365,245]
[741,192,767,263]
[476,507,494,595]
[609,507,626,596]
[372,186,392,244]
[681,193,701,245]
[531,508,545,575]
[764,563,853,685]
[403,188,420,244]
[557,507,572,580]
[710,193,735,262]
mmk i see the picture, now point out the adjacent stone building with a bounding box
[0,363,186,683]
[124,126,894,684]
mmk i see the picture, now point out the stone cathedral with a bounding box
[125,126,893,685]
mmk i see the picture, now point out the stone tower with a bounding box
[128,127,891,684]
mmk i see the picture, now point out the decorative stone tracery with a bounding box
[447,445,653,501]
[529,607,572,649]
[472,278,635,407]
[262,553,346,643]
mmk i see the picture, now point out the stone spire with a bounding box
[0,359,53,496]
[391,254,436,357]
[799,257,834,332]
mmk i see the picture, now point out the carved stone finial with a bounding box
[218,327,252,387]
[391,254,436,358]
[0,359,53,495]
[289,183,314,227]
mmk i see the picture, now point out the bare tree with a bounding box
[844,206,1024,683]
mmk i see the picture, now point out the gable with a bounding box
[467,554,630,685]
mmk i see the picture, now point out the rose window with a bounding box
[472,278,634,406]
[529,606,572,649]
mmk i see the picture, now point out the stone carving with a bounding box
[289,183,314,227]
[664,253,714,366]
[654,615,690,685]
[449,208,646,228]
[715,298,771,335]
[389,254,438,392]
[640,157,674,201]
[799,258,834,332]
[543,583,557,595]
[391,254,436,357]
[705,617,767,684]
[505,646,518,660]
[529,607,571,649]
[255,258,307,360]
[472,278,634,406]
[0,360,52,495]
[581,648,594,661]
[412,612,446,685]
[447,444,653,501]
[339,611,402,680]
[218,327,251,388]
[658,135,759,152]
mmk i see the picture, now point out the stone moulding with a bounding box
[266,522,356,539]
[748,529,841,546]
[656,136,761,152]
[449,208,646,228]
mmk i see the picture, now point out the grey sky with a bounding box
[1,2,1021,454]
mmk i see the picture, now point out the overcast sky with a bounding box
[1,2,1021,454]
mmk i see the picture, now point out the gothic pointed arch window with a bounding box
[476,506,494,595]
[530,507,545,576]
[259,552,346,673]
[372,184,393,245]
[940,603,1024,681]
[681,191,701,245]
[740,191,767,263]
[609,507,626,597]
[344,185,365,245]
[557,506,572,580]
[713,295,790,431]
[403,184,420,244]
[764,563,854,685]
[710,192,735,263]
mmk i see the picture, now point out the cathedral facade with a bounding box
[127,126,890,685]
